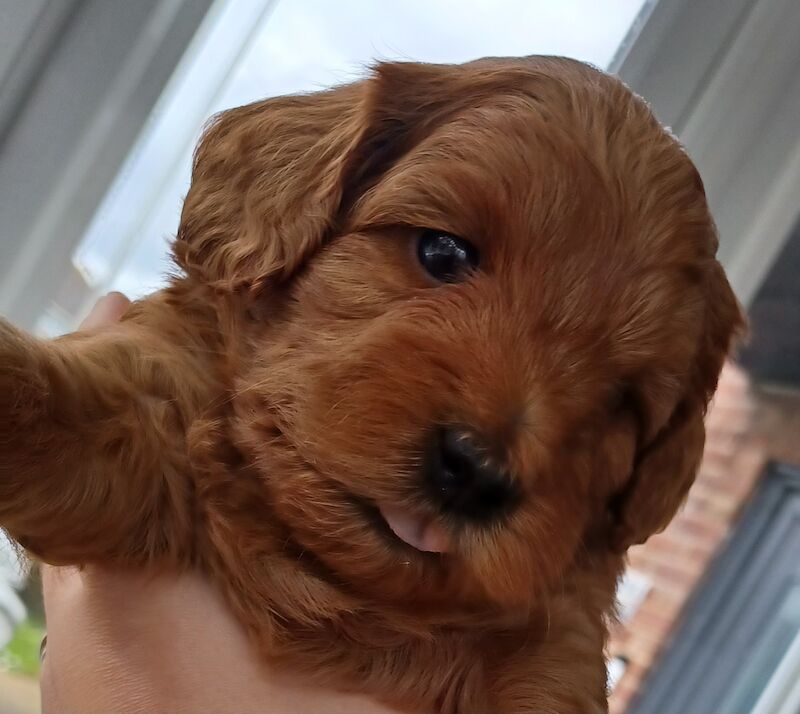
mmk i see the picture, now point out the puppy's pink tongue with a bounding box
[379,506,450,553]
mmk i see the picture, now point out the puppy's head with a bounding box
[176,57,743,616]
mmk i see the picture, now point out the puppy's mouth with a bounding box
[378,504,451,554]
[355,498,451,554]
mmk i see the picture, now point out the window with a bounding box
[720,583,800,714]
[628,464,800,714]
[34,0,650,335]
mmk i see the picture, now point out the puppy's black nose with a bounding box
[425,428,519,521]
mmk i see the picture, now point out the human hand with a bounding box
[42,565,402,713]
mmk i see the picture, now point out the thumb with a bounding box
[79,292,131,330]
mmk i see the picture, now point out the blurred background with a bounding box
[0,1,798,713]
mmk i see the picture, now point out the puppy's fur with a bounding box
[0,57,742,713]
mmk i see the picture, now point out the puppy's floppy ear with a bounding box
[173,61,485,292]
[173,80,366,291]
[610,260,745,550]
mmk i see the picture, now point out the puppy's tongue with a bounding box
[379,505,450,553]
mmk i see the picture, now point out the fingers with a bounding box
[79,292,131,330]
[39,564,82,673]
[40,564,82,609]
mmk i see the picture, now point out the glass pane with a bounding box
[37,0,650,333]
[717,582,800,714]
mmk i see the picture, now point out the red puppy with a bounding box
[0,56,743,713]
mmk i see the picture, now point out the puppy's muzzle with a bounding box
[425,427,520,522]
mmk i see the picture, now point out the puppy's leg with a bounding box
[0,305,215,565]
[491,642,608,714]
[489,580,612,714]
[491,650,608,714]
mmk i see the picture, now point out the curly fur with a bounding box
[0,56,743,713]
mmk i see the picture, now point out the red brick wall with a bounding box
[607,364,797,713]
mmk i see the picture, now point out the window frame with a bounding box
[627,463,800,714]
[613,0,800,307]
[0,0,216,327]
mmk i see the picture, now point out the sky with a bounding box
[223,0,648,101]
[69,0,649,311]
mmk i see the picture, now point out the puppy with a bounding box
[0,56,742,713]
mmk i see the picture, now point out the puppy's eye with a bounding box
[416,230,479,283]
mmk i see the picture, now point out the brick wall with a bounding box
[608,364,800,713]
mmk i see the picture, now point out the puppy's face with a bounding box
[178,58,742,616]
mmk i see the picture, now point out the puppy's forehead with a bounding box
[351,63,713,369]
[359,105,577,240]
[354,72,700,269]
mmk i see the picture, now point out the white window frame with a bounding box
[1,0,798,327]
[0,0,216,327]
[751,626,800,714]
[613,0,800,306]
